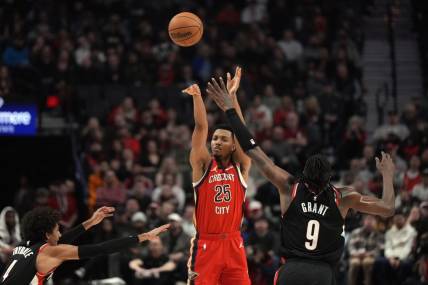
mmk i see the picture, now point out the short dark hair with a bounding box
[302,154,332,188]
[21,207,60,245]
[212,124,234,137]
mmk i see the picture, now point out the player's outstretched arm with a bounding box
[341,152,395,217]
[183,84,211,180]
[59,206,115,244]
[227,67,251,180]
[206,77,292,195]
[38,224,170,273]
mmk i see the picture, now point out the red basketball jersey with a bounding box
[193,159,247,234]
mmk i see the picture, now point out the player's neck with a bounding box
[214,156,231,170]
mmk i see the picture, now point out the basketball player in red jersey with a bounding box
[182,67,252,285]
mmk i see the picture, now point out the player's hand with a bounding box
[139,224,170,242]
[375,151,395,176]
[227,66,242,96]
[206,77,234,111]
[85,206,115,229]
[182,84,201,96]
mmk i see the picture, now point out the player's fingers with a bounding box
[237,66,241,78]
[206,83,216,94]
[219,77,227,91]
[227,72,231,82]
[206,87,216,99]
[211,77,222,91]
[375,157,380,166]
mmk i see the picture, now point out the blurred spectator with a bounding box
[129,239,176,285]
[373,111,410,142]
[95,170,127,208]
[128,174,153,212]
[0,66,12,98]
[140,139,162,179]
[277,30,303,63]
[161,213,190,283]
[152,173,185,211]
[241,0,267,24]
[0,207,20,270]
[373,211,417,285]
[182,204,196,237]
[33,188,50,208]
[400,155,422,193]
[347,215,384,285]
[2,36,29,67]
[339,116,367,167]
[247,244,280,285]
[48,180,78,230]
[413,169,428,201]
[155,157,183,188]
[247,216,280,257]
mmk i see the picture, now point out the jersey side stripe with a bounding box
[234,164,248,188]
[291,183,299,198]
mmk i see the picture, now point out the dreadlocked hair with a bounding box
[301,154,332,191]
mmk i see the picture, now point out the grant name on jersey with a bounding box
[301,202,329,216]
[12,246,34,258]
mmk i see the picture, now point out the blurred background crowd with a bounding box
[1,0,428,284]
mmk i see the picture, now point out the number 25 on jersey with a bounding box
[214,184,231,203]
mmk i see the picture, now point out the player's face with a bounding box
[46,224,61,245]
[211,129,235,159]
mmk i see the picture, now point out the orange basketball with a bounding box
[168,12,203,47]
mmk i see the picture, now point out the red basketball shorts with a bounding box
[187,231,250,285]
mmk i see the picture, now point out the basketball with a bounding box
[168,12,203,47]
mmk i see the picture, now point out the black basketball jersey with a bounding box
[1,242,54,285]
[281,182,345,265]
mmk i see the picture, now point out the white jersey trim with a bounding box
[192,161,212,188]
[235,164,248,189]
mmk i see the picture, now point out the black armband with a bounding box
[78,236,139,259]
[58,224,85,244]
[225,108,258,152]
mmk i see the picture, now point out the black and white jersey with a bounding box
[281,183,345,265]
[1,242,54,284]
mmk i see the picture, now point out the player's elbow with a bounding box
[381,207,395,218]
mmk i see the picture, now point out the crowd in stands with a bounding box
[2,0,428,284]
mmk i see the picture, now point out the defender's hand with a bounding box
[206,77,234,111]
[227,66,242,96]
[375,151,395,176]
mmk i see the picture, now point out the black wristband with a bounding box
[58,224,85,244]
[225,108,258,152]
[78,236,139,259]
